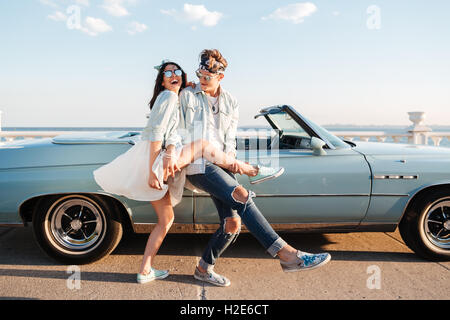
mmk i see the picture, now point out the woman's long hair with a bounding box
[148,62,187,110]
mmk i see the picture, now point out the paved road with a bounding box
[0,226,448,300]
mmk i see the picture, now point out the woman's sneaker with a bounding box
[280,251,331,272]
[194,267,231,287]
[249,166,285,185]
[137,267,169,284]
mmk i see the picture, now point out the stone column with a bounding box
[407,111,431,145]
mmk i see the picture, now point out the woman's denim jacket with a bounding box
[178,83,239,175]
[140,90,182,148]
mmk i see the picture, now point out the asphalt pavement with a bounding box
[0,226,448,300]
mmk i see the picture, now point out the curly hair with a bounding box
[199,49,228,73]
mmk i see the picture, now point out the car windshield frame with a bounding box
[255,105,350,149]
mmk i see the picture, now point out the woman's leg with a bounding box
[176,139,258,176]
[139,191,174,275]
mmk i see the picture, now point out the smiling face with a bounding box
[162,64,183,94]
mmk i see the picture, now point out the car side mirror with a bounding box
[311,137,327,156]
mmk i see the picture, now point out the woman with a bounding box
[93,60,284,284]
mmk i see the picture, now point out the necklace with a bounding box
[207,95,220,114]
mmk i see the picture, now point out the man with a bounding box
[178,49,331,287]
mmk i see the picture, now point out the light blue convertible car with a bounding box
[1,105,449,264]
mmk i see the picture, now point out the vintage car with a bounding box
[0,105,449,264]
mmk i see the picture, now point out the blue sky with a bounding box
[0,0,449,127]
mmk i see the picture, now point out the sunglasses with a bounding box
[163,69,183,78]
[196,70,218,82]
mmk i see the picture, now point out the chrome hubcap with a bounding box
[50,198,105,252]
[424,200,450,250]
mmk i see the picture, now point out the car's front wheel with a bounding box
[399,189,450,261]
[32,194,123,264]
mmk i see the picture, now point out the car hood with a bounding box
[352,141,450,157]
[0,132,139,169]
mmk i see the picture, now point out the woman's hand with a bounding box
[163,152,180,181]
[227,161,245,175]
[148,172,162,190]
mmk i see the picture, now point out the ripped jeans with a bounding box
[187,162,287,271]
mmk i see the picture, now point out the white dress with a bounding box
[93,90,186,206]
[93,139,186,206]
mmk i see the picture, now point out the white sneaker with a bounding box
[193,267,231,287]
[249,166,285,185]
[137,268,169,284]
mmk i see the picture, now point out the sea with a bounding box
[2,125,450,148]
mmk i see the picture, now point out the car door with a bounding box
[236,106,372,226]
[236,147,371,225]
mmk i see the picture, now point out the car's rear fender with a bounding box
[18,192,134,233]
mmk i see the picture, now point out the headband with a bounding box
[199,57,226,74]
[153,59,174,71]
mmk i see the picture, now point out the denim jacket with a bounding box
[140,90,182,148]
[179,83,239,175]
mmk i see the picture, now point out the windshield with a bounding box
[303,117,349,148]
[265,108,349,149]
[268,112,311,138]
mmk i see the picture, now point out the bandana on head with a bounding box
[199,56,226,74]
[153,59,173,71]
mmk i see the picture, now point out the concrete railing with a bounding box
[331,112,450,147]
[1,111,450,147]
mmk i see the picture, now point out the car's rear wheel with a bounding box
[399,189,450,261]
[32,194,123,264]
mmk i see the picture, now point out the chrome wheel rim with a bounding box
[424,200,450,250]
[50,198,105,252]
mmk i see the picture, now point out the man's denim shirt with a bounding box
[179,83,239,175]
[141,90,182,149]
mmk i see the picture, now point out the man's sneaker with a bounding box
[249,166,285,185]
[194,267,231,287]
[280,251,331,273]
[137,267,169,284]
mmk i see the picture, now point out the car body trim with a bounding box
[132,222,397,234]
[185,193,408,198]
[374,175,419,180]
[0,223,24,228]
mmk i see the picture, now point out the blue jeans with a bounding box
[187,162,287,271]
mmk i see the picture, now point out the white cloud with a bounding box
[262,2,317,24]
[127,21,147,35]
[161,3,223,27]
[80,17,113,36]
[47,11,67,21]
[101,0,130,17]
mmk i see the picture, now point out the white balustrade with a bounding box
[1,110,450,147]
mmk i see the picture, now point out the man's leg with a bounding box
[188,163,286,260]
[188,163,330,283]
